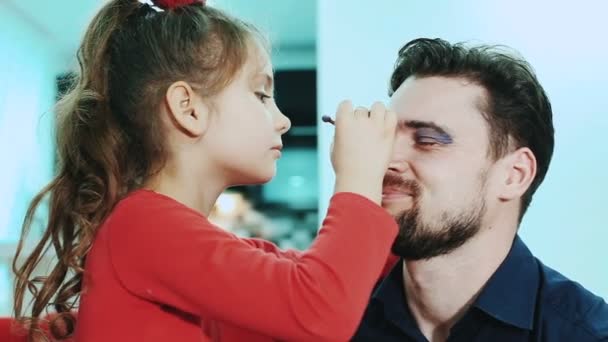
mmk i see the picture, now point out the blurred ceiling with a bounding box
[1,0,316,70]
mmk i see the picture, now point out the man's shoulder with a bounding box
[537,261,608,340]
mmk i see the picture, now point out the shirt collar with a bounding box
[473,235,539,330]
[370,258,420,336]
[371,235,539,331]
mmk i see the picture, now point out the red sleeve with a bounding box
[242,238,398,281]
[107,192,397,341]
[241,237,302,261]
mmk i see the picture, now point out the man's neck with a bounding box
[402,223,517,342]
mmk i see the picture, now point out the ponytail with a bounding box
[13,1,142,340]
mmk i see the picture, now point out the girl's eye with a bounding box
[255,92,271,103]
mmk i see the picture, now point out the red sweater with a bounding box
[75,190,397,341]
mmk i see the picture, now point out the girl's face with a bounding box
[202,42,291,186]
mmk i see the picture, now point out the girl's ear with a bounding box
[165,81,209,137]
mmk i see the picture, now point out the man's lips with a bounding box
[383,187,413,195]
[382,187,415,201]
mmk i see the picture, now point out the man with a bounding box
[353,38,608,341]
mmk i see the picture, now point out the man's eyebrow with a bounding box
[399,119,454,144]
[399,120,451,136]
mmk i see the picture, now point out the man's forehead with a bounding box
[389,76,488,130]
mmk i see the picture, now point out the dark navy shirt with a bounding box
[353,236,608,341]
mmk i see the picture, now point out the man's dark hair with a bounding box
[390,38,554,221]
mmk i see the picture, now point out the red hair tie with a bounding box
[155,0,206,9]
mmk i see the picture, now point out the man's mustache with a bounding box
[382,172,421,198]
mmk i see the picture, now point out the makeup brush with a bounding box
[321,115,335,125]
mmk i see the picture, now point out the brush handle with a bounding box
[321,115,335,125]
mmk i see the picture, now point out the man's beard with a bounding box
[385,173,487,261]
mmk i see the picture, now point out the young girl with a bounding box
[12,0,398,341]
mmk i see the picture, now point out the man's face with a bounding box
[385,76,496,260]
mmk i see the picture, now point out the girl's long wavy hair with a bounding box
[12,0,260,339]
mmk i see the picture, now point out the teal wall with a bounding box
[0,8,59,315]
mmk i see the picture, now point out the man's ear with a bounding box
[165,81,209,137]
[497,147,537,201]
